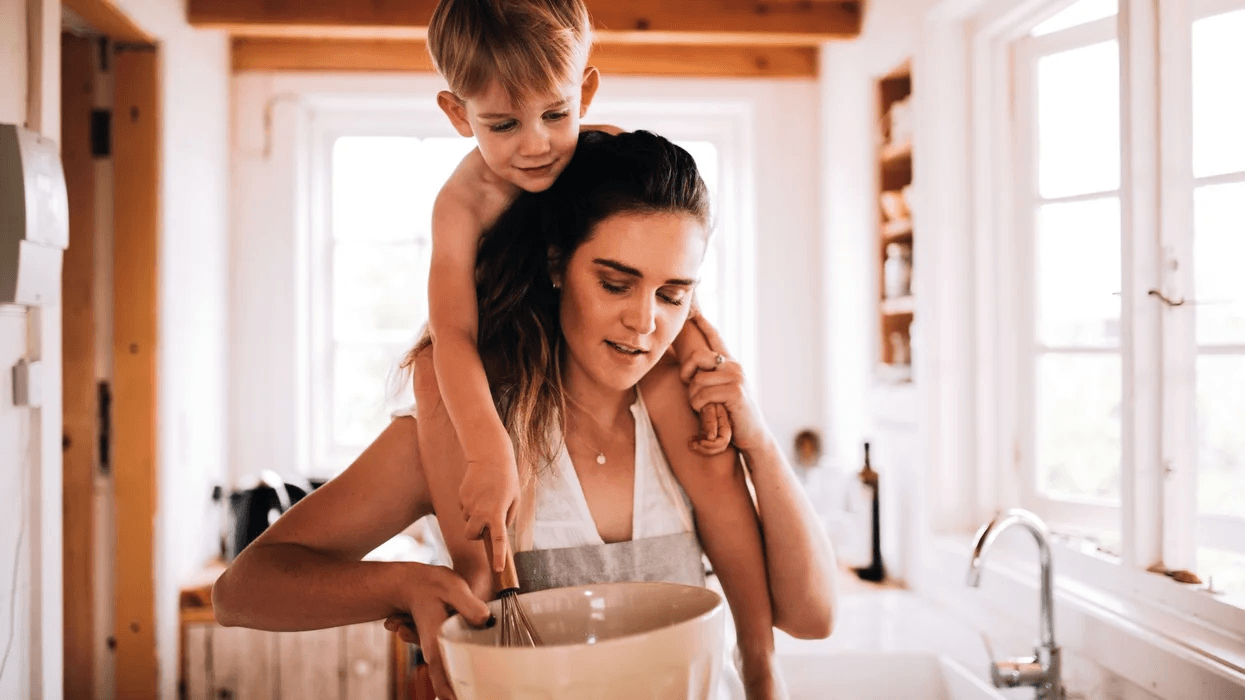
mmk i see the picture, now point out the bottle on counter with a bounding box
[853,442,886,583]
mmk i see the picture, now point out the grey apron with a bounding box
[513,531,706,592]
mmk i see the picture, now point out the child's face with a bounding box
[441,68,600,193]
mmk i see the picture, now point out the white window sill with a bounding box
[916,535,1245,695]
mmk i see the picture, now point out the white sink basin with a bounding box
[779,651,1008,700]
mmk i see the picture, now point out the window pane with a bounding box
[1031,0,1117,36]
[1036,353,1121,502]
[1196,355,1245,518]
[1037,41,1120,199]
[333,242,428,341]
[1193,9,1245,179]
[1037,198,1121,347]
[1194,182,1245,345]
[333,343,410,449]
[332,137,426,242]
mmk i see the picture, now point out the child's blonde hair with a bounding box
[427,0,593,104]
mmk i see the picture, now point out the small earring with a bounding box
[552,278,561,289]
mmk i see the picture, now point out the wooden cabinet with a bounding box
[183,622,393,700]
[179,566,423,700]
[876,59,915,382]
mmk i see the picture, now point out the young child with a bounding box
[419,0,731,569]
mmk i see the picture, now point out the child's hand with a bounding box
[696,404,732,454]
[680,315,769,454]
[460,450,520,572]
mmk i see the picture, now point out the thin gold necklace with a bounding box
[565,393,631,466]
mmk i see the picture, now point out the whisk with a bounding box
[482,527,542,647]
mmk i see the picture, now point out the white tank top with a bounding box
[526,388,697,551]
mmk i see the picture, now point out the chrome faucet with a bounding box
[967,508,1064,700]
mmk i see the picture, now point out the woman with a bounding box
[212,131,836,700]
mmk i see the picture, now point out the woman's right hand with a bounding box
[383,562,494,700]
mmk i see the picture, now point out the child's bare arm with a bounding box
[642,360,779,700]
[427,185,519,572]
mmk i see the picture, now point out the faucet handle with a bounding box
[979,631,1046,688]
[991,656,1045,687]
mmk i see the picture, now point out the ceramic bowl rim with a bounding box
[437,581,724,652]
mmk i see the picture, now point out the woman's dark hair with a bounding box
[406,130,710,480]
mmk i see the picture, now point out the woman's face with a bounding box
[559,210,709,393]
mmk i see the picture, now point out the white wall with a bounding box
[1,0,63,696]
[151,31,230,700]
[228,71,824,485]
[0,307,34,700]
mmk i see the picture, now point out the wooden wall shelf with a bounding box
[876,60,914,377]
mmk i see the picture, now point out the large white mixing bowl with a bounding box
[438,581,725,700]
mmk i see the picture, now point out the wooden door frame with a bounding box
[111,41,160,700]
[59,0,159,697]
[60,31,98,700]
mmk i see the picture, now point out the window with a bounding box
[1006,0,1245,600]
[1189,3,1245,598]
[313,134,472,470]
[308,106,749,475]
[1013,0,1123,548]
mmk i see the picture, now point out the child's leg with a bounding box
[671,317,732,453]
[412,346,494,601]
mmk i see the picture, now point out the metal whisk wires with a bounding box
[483,528,542,647]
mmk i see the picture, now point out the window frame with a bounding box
[1011,15,1126,538]
[956,0,1245,651]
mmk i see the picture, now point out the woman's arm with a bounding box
[211,417,491,700]
[737,434,838,638]
[641,360,779,700]
[681,316,837,639]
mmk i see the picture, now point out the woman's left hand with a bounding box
[679,315,770,454]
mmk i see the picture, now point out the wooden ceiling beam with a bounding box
[230,37,819,78]
[192,0,861,44]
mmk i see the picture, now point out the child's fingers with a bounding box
[698,406,718,442]
[479,524,509,574]
[689,427,731,456]
[713,403,733,443]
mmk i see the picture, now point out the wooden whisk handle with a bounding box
[481,527,520,593]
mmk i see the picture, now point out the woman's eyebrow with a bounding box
[592,258,697,287]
